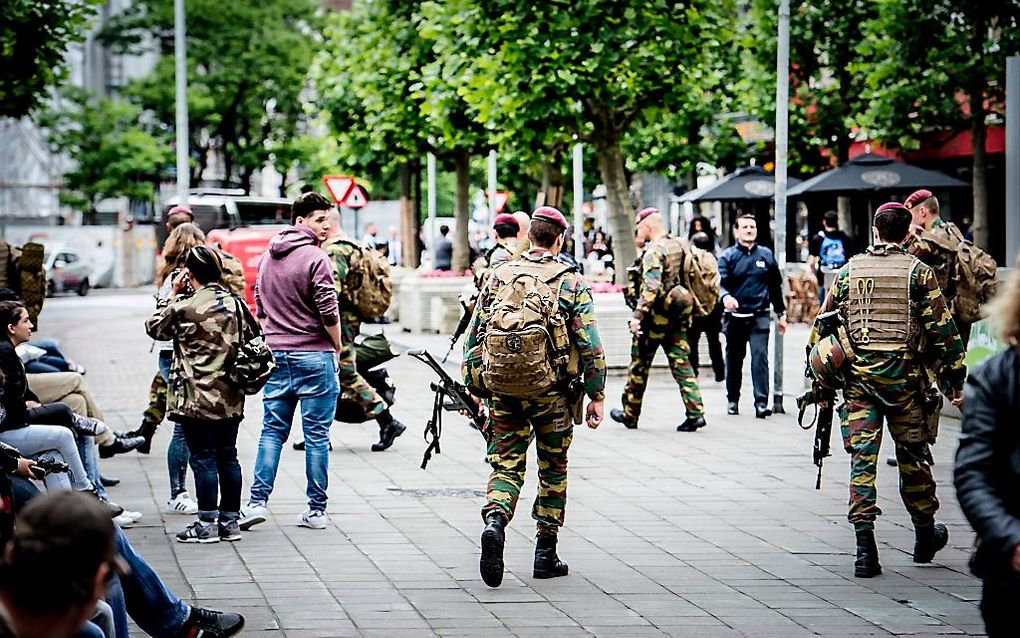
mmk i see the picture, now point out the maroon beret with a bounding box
[532,206,569,230]
[635,207,659,225]
[167,205,194,220]
[493,213,519,229]
[875,202,909,214]
[904,189,933,209]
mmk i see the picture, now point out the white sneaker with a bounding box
[297,509,329,529]
[113,513,137,527]
[238,502,267,531]
[121,510,143,523]
[166,492,199,515]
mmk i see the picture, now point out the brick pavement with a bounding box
[39,290,986,637]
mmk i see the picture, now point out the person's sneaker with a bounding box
[219,520,242,542]
[113,512,138,528]
[727,402,739,415]
[177,607,245,638]
[100,475,120,487]
[176,520,219,544]
[103,500,125,518]
[755,405,772,419]
[297,509,329,529]
[609,408,637,429]
[238,502,267,531]
[676,416,707,432]
[371,419,406,452]
[166,492,199,515]
[71,414,107,437]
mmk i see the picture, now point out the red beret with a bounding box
[493,213,519,229]
[532,206,568,230]
[904,189,933,209]
[875,202,909,214]
[635,207,659,225]
[167,205,194,220]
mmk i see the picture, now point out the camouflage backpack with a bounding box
[338,239,393,320]
[479,259,574,399]
[943,224,998,324]
[678,244,721,319]
[226,295,276,395]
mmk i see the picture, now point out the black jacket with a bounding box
[955,347,1020,583]
[0,340,34,432]
[717,243,786,316]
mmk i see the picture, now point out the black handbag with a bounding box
[227,295,276,395]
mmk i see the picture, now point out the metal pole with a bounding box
[572,144,584,262]
[1007,56,1020,267]
[174,0,189,205]
[771,0,791,414]
[487,149,497,227]
[427,152,437,265]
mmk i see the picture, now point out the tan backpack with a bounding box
[339,239,393,320]
[922,224,998,324]
[679,244,721,319]
[479,259,574,398]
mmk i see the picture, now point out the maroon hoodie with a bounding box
[254,225,339,352]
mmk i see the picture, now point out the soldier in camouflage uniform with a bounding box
[320,210,405,452]
[146,245,250,544]
[610,208,706,432]
[463,206,606,588]
[807,202,966,578]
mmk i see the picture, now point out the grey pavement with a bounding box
[40,289,985,637]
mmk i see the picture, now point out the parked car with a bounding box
[45,248,91,296]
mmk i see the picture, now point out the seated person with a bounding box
[17,339,86,375]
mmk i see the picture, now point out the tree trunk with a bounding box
[452,151,472,273]
[594,135,635,285]
[837,196,853,243]
[399,161,417,269]
[541,156,564,209]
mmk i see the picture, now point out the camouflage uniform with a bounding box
[622,236,703,422]
[145,283,247,421]
[808,244,966,531]
[323,237,385,420]
[463,251,606,534]
[904,218,971,344]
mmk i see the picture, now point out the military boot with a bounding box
[127,421,158,455]
[609,409,637,429]
[533,533,569,579]
[480,512,507,588]
[913,522,949,564]
[676,416,706,432]
[854,529,882,578]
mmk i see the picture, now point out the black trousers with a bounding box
[688,303,724,381]
[981,579,1020,638]
[25,403,75,429]
[179,417,242,522]
[723,314,771,407]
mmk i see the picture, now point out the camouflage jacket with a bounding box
[462,251,607,401]
[322,236,359,326]
[218,249,247,297]
[904,217,959,300]
[808,244,966,400]
[633,235,682,322]
[472,242,515,290]
[145,283,247,420]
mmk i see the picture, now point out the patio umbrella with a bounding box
[679,166,802,202]
[786,152,969,197]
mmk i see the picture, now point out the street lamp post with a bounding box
[772,0,791,414]
[174,0,189,206]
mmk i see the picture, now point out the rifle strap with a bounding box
[420,390,445,469]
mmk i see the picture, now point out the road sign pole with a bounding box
[487,150,497,228]
[772,0,791,415]
[174,0,189,204]
[427,153,437,266]
[1007,56,1020,267]
[573,143,584,263]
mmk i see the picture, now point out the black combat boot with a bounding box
[676,416,707,432]
[854,529,882,578]
[609,409,637,429]
[913,522,949,563]
[533,533,569,579]
[480,512,507,588]
[371,411,406,452]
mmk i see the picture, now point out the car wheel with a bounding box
[46,280,55,297]
[77,278,90,297]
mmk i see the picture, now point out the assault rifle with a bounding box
[797,385,835,490]
[407,349,488,469]
[442,293,476,364]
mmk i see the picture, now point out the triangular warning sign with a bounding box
[343,185,368,209]
[322,176,355,205]
[494,191,510,214]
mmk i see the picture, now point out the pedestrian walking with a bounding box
[321,209,406,451]
[955,257,1020,637]
[806,202,965,578]
[145,246,249,544]
[687,231,725,382]
[808,210,856,303]
[610,208,706,432]
[463,206,606,588]
[240,192,341,531]
[718,214,786,418]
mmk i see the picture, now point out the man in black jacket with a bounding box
[955,262,1020,637]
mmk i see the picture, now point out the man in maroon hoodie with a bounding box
[240,192,342,531]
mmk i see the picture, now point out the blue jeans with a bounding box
[77,433,106,500]
[113,526,191,637]
[158,354,190,499]
[250,351,339,512]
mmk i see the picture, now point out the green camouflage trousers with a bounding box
[622,315,704,422]
[339,319,384,418]
[142,370,168,428]
[839,386,937,531]
[483,393,573,534]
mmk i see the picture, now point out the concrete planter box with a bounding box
[398,273,473,333]
[592,292,670,371]
[386,267,410,323]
